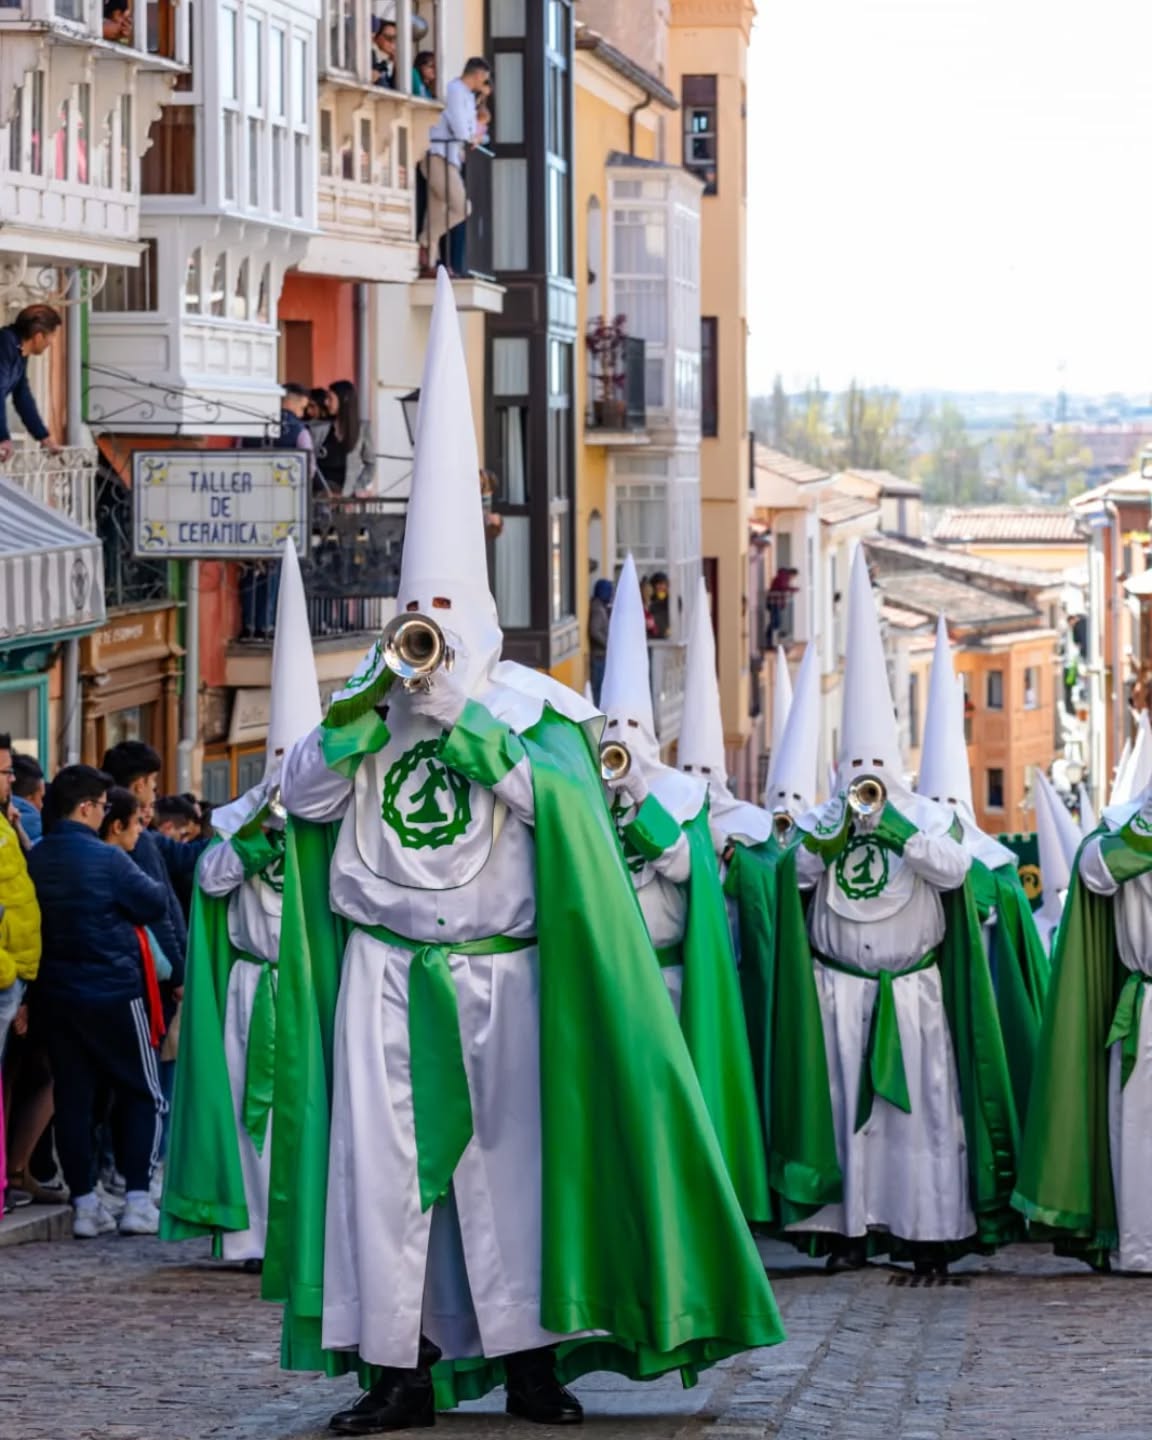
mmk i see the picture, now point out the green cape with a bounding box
[263,699,784,1402]
[676,809,771,1222]
[970,860,1051,1124]
[725,841,841,1228]
[1012,854,1125,1268]
[161,841,250,1245]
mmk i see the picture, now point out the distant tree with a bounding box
[911,403,986,504]
[837,380,907,472]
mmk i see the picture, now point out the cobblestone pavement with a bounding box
[3,1237,1152,1440]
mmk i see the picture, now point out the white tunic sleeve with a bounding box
[1079,834,1120,897]
[489,757,535,829]
[197,839,245,898]
[281,727,353,823]
[900,829,970,892]
[649,830,691,885]
[794,842,828,891]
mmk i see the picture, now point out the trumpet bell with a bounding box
[382,612,451,689]
[772,810,794,840]
[267,785,286,822]
[847,774,887,818]
[600,741,632,783]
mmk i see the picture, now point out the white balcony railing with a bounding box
[1,444,98,532]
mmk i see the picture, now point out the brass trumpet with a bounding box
[382,612,453,691]
[267,784,286,822]
[772,810,794,840]
[847,773,887,818]
[600,740,632,783]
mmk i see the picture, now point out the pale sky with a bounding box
[746,0,1152,397]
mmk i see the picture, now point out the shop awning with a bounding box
[0,477,106,645]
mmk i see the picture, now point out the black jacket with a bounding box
[0,326,48,443]
[29,822,169,1004]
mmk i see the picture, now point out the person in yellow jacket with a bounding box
[0,732,41,1059]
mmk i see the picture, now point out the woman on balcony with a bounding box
[316,380,375,497]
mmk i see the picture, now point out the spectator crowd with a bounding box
[0,735,215,1237]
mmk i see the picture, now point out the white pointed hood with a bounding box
[1034,771,1073,939]
[1105,714,1152,827]
[397,268,501,691]
[764,643,820,818]
[601,554,704,821]
[916,617,1014,868]
[1110,736,1134,807]
[213,535,320,837]
[770,646,792,759]
[679,577,770,844]
[1078,783,1097,836]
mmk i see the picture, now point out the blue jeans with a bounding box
[0,978,26,1063]
[239,561,281,637]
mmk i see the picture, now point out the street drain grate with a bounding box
[888,1273,971,1288]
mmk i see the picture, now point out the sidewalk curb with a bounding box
[0,1204,72,1247]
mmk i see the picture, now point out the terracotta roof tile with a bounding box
[932,507,1084,545]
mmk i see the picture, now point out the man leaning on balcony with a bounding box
[0,306,63,465]
[418,57,490,279]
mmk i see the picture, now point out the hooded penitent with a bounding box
[1033,771,1075,951]
[250,270,783,1399]
[763,642,820,822]
[679,576,771,846]
[1079,783,1097,837]
[162,533,323,1262]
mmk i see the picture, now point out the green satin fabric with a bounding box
[242,959,278,1157]
[1100,829,1152,882]
[1013,842,1124,1266]
[815,951,937,1130]
[161,841,250,1243]
[984,862,1052,1122]
[1105,969,1150,1090]
[655,943,684,968]
[724,840,841,1228]
[355,923,534,1212]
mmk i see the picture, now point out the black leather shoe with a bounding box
[505,1348,583,1426]
[330,1338,441,1434]
[825,1239,868,1273]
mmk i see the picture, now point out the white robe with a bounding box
[281,680,595,1368]
[789,822,976,1244]
[198,838,282,1262]
[1079,832,1152,1271]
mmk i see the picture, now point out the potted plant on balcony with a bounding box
[586,315,629,430]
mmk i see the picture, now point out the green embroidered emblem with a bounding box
[1132,810,1152,837]
[341,640,383,694]
[813,796,847,837]
[835,835,889,900]
[381,739,472,850]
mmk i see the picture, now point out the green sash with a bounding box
[241,957,278,1157]
[815,951,937,1130]
[354,923,535,1210]
[1106,969,1151,1090]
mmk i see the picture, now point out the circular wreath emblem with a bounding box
[835,835,890,901]
[381,738,472,850]
[1132,810,1152,837]
[1017,863,1041,901]
[342,639,383,695]
[813,795,847,838]
[262,832,287,894]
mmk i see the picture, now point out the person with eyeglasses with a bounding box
[27,765,170,1239]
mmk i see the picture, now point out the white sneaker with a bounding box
[94,1182,126,1216]
[73,1201,118,1239]
[119,1194,160,1236]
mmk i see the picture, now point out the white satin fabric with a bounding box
[790,822,976,1243]
[220,958,274,1262]
[1079,832,1152,1271]
[624,781,694,1018]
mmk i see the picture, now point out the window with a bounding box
[548,339,574,622]
[232,257,249,320]
[986,669,1004,710]
[319,109,333,177]
[55,99,70,182]
[987,767,1005,811]
[908,672,920,750]
[209,253,227,316]
[184,247,202,313]
[271,126,284,209]
[221,9,238,102]
[1024,665,1039,709]
[358,115,372,184]
[271,26,286,209]
[682,75,717,194]
[490,0,525,36]
[255,262,270,322]
[30,71,44,176]
[76,82,90,184]
[222,110,238,199]
[293,133,306,217]
[245,14,263,107]
[7,82,24,174]
[494,53,524,144]
[493,337,529,504]
[327,0,354,71]
[141,104,195,195]
[247,117,261,205]
[94,239,160,312]
[701,316,718,437]
[494,158,529,270]
[494,516,532,628]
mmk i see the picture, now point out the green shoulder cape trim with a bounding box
[265,702,785,1399]
[986,862,1051,1123]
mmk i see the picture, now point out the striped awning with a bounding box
[0,477,106,645]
